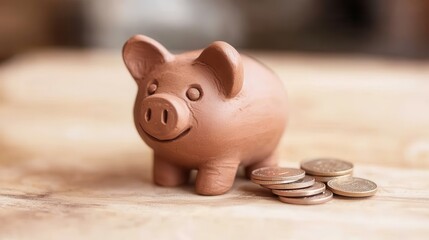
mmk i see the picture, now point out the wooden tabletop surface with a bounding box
[0,50,428,239]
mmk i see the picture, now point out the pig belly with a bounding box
[234,55,288,166]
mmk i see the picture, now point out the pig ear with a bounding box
[195,41,243,98]
[122,35,173,82]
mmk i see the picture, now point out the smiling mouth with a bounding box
[139,123,191,142]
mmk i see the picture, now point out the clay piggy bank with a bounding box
[123,35,288,195]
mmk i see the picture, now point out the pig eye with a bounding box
[186,87,202,101]
[147,83,157,95]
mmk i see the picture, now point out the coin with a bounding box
[327,177,377,197]
[311,173,352,183]
[278,190,333,205]
[262,175,315,190]
[272,181,325,197]
[251,167,305,181]
[301,158,353,176]
[251,177,300,185]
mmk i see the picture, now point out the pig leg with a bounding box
[195,160,239,196]
[245,152,278,179]
[153,155,190,187]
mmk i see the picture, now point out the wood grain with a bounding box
[0,50,428,239]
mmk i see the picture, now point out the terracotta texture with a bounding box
[122,35,288,195]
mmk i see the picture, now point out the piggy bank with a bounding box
[123,35,288,195]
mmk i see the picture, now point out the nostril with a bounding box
[161,109,168,125]
[145,108,152,122]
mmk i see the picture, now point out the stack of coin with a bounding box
[300,158,377,198]
[300,158,354,183]
[251,167,333,205]
[250,158,378,204]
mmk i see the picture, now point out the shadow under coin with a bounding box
[239,182,275,198]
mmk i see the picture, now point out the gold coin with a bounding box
[262,176,315,190]
[272,181,325,197]
[301,158,353,176]
[251,177,300,185]
[311,173,352,183]
[251,167,305,181]
[278,190,333,205]
[327,177,377,197]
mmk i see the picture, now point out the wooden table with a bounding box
[1,50,428,239]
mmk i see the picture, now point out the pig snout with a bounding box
[140,93,191,141]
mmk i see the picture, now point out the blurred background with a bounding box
[1,0,429,169]
[0,0,428,171]
[1,0,428,59]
